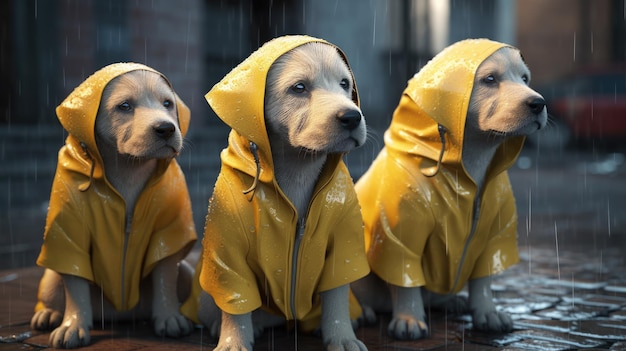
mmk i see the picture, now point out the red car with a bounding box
[531,68,626,148]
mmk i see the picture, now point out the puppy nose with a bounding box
[337,110,362,131]
[528,97,546,115]
[154,122,176,139]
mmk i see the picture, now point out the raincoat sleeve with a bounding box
[471,172,520,279]
[36,162,95,281]
[142,162,197,276]
[359,156,436,288]
[198,171,262,315]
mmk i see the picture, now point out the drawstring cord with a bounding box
[424,124,447,178]
[242,141,260,202]
[78,142,96,192]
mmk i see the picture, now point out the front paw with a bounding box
[31,308,63,331]
[214,336,253,351]
[326,337,368,351]
[387,314,428,340]
[472,310,513,333]
[153,313,193,338]
[214,343,253,351]
[49,319,91,349]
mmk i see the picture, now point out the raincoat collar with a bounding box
[55,62,191,190]
[386,38,525,182]
[206,35,360,191]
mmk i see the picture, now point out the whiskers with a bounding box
[364,128,383,157]
[181,138,195,154]
[296,146,324,160]
[343,127,383,180]
[487,129,509,140]
[543,113,559,130]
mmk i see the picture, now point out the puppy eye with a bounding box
[340,78,350,91]
[291,83,306,93]
[522,74,530,84]
[117,102,132,112]
[163,99,173,109]
[482,75,496,84]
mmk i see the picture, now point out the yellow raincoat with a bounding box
[356,39,523,295]
[181,36,369,332]
[35,63,197,311]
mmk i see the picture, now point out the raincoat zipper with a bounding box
[120,214,130,309]
[286,171,331,320]
[450,195,481,293]
[117,181,154,309]
[289,219,306,320]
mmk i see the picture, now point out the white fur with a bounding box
[207,42,367,351]
[354,47,547,340]
[31,70,193,348]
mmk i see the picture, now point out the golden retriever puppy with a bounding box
[31,64,197,348]
[181,35,369,351]
[352,39,547,340]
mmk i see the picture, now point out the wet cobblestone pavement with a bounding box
[2,244,625,350]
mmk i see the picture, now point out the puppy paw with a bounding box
[213,341,253,351]
[49,320,91,349]
[31,308,63,330]
[153,313,193,338]
[208,318,263,340]
[325,337,368,351]
[387,315,428,340]
[472,310,513,333]
[214,331,253,351]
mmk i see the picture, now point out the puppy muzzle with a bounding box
[154,122,177,140]
[337,110,362,131]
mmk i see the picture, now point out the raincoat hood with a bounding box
[36,63,196,311]
[356,39,523,294]
[182,36,369,330]
[56,62,190,187]
[206,35,359,187]
[387,38,525,178]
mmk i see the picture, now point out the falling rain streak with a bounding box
[554,222,560,281]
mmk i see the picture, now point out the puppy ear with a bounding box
[334,47,360,107]
[517,49,529,66]
[174,93,191,137]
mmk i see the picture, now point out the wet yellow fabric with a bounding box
[35,63,197,311]
[181,35,369,331]
[356,39,524,294]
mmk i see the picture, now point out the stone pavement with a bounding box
[1,243,625,350]
[1,124,626,350]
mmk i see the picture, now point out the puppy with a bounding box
[182,36,370,350]
[353,39,547,339]
[31,64,197,348]
[265,43,367,215]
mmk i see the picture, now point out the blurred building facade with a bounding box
[1,0,624,130]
